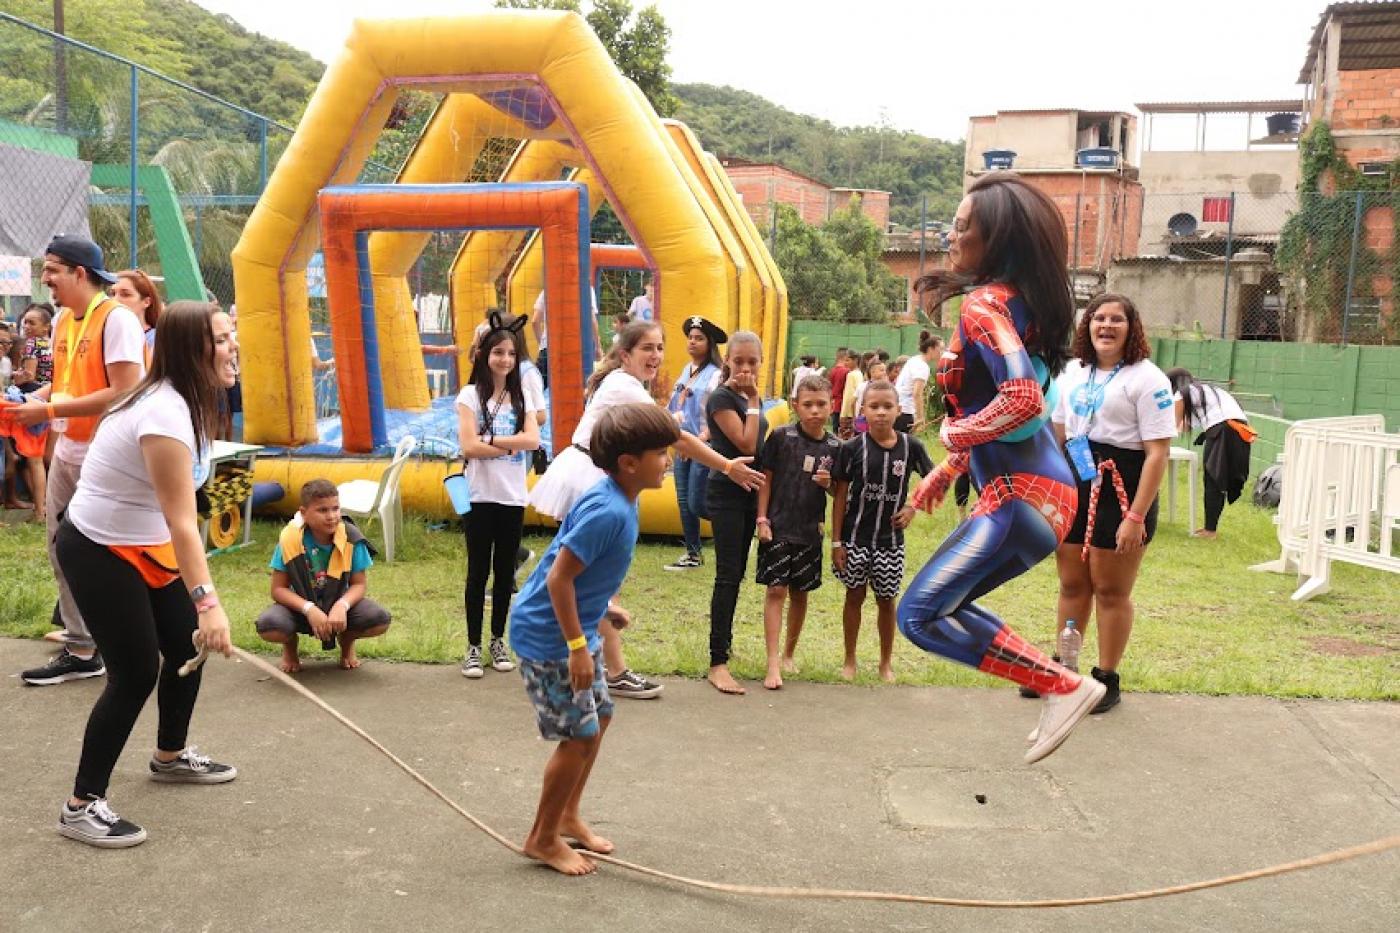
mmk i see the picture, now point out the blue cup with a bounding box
[443,471,472,515]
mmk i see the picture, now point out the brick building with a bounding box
[1300,1,1400,330]
[718,157,890,229]
[965,109,1144,295]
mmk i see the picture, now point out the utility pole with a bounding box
[53,0,68,134]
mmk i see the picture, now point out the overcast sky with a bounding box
[194,0,1327,141]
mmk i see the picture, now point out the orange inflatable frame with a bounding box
[318,182,591,453]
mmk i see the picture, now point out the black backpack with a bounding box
[1253,464,1283,508]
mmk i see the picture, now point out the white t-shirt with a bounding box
[894,355,931,416]
[0,355,12,390]
[52,304,147,466]
[573,370,652,447]
[627,295,653,321]
[533,289,600,351]
[1175,384,1247,433]
[521,360,546,420]
[790,365,825,393]
[68,381,204,545]
[1052,359,1176,450]
[455,385,542,507]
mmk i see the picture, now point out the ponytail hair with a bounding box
[586,320,661,401]
[918,329,943,354]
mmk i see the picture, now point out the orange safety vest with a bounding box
[50,295,124,444]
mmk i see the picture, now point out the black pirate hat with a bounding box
[682,315,727,347]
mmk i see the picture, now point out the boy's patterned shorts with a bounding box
[756,540,823,592]
[519,650,613,741]
[833,543,906,600]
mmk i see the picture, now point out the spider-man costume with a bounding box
[896,284,1082,695]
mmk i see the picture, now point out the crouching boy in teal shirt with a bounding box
[509,403,679,876]
[255,479,391,673]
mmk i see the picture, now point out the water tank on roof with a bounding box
[982,149,1016,170]
[1265,113,1300,137]
[1076,147,1119,168]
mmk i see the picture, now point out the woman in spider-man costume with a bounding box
[898,173,1105,764]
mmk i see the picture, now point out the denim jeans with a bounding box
[673,456,710,556]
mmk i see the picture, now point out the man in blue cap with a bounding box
[17,235,146,686]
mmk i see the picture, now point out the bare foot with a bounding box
[561,818,614,855]
[524,836,596,876]
[1191,529,1218,539]
[839,661,856,681]
[879,665,895,684]
[707,665,746,695]
[338,644,361,670]
[763,668,783,690]
[280,643,303,674]
[781,656,799,675]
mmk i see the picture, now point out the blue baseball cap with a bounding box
[45,235,118,285]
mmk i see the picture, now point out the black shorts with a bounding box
[756,539,822,591]
[1064,441,1159,549]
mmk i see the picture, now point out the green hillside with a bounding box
[674,82,965,225]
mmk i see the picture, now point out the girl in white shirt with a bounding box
[1166,367,1254,538]
[1048,293,1174,714]
[51,301,238,848]
[456,315,541,679]
[528,320,763,698]
[894,331,942,433]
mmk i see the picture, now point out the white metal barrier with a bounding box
[1250,414,1397,601]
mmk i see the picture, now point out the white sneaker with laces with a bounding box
[462,645,485,679]
[488,638,515,673]
[58,798,147,848]
[1024,677,1105,764]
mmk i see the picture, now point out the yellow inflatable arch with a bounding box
[233,11,729,447]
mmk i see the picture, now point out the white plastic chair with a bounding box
[337,435,417,562]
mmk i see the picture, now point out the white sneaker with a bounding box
[488,638,515,673]
[57,798,147,848]
[1024,677,1106,764]
[461,645,485,679]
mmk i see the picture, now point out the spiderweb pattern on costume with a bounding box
[979,626,1080,695]
[936,285,1045,450]
[971,472,1077,544]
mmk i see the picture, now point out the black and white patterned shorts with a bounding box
[755,540,823,592]
[833,542,906,600]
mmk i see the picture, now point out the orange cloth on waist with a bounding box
[1226,419,1258,443]
[107,541,180,589]
[0,403,48,458]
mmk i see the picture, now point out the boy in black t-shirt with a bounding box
[832,380,932,682]
[755,375,840,689]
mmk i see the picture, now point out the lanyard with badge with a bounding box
[1065,362,1122,482]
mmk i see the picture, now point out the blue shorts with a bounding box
[519,650,614,741]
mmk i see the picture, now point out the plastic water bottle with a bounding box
[1057,619,1081,674]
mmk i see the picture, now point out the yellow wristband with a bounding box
[566,635,588,652]
[46,403,56,420]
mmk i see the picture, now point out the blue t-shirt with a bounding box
[270,528,374,599]
[509,477,638,662]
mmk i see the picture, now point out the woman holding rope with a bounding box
[897,172,1103,764]
[52,301,238,848]
[1041,293,1173,714]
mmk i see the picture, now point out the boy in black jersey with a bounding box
[831,380,932,681]
[755,375,840,689]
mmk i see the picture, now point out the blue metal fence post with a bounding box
[129,63,139,268]
[1341,190,1364,346]
[259,117,269,193]
[1219,192,1236,338]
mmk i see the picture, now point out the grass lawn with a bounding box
[2,465,1396,700]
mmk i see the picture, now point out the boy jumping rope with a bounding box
[509,403,679,875]
[755,374,841,689]
[831,379,933,681]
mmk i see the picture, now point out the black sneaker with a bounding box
[664,552,703,571]
[488,637,515,673]
[149,746,238,784]
[606,669,664,699]
[1089,666,1121,714]
[21,648,105,686]
[58,798,147,848]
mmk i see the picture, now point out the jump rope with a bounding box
[177,641,1400,909]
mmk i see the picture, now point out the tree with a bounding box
[494,0,677,116]
[774,202,903,323]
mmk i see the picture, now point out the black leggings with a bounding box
[464,502,525,646]
[708,506,756,667]
[57,519,203,800]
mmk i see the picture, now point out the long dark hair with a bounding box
[686,325,723,372]
[586,320,661,400]
[1165,366,1217,432]
[948,173,1075,374]
[1073,292,1152,368]
[469,323,526,435]
[108,301,222,455]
